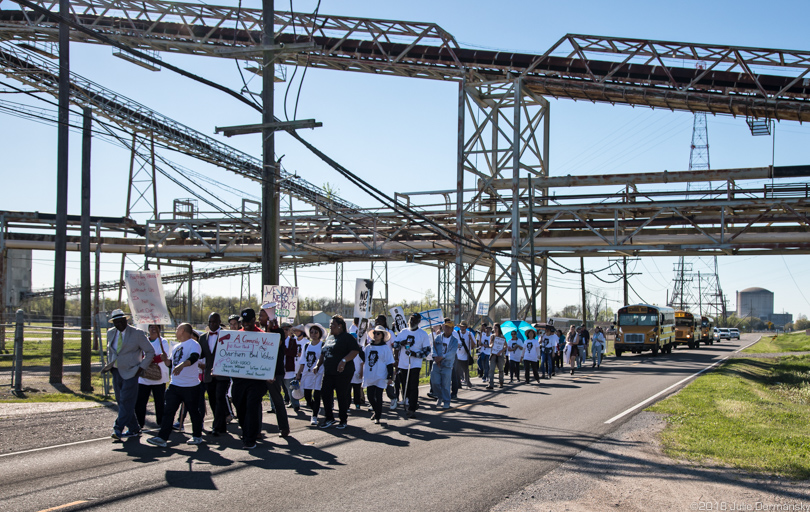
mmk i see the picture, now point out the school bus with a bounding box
[615,304,676,356]
[699,316,714,345]
[673,310,699,349]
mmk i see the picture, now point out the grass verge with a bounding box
[742,332,810,354]
[647,355,810,479]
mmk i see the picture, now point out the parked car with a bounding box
[712,327,721,342]
[718,327,731,340]
[728,328,740,340]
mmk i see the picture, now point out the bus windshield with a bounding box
[701,320,710,327]
[675,318,693,327]
[618,313,658,326]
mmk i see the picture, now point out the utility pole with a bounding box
[580,257,587,326]
[262,0,279,287]
[80,108,92,392]
[50,0,71,385]
[609,257,639,306]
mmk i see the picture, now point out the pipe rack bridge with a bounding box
[2,0,810,121]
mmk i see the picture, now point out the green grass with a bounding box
[647,355,810,479]
[743,332,810,354]
[0,374,114,403]
[0,327,92,368]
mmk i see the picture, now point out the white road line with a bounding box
[604,337,761,424]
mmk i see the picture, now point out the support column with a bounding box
[187,264,193,324]
[510,78,521,320]
[335,262,343,316]
[80,108,92,392]
[453,78,465,323]
[261,0,279,287]
[581,257,587,327]
[623,257,629,306]
[50,0,71,384]
[93,221,101,351]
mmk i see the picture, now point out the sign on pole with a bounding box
[476,301,490,316]
[262,285,299,323]
[124,270,171,325]
[417,308,445,330]
[389,306,407,333]
[354,279,374,319]
[211,330,281,380]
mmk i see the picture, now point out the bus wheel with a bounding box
[687,341,694,349]
[652,345,659,356]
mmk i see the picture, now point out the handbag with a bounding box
[142,361,162,380]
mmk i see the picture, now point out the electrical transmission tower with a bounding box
[670,109,727,318]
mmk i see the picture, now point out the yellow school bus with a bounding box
[673,310,699,349]
[699,316,714,345]
[615,304,675,357]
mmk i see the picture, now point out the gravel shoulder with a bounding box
[491,411,810,512]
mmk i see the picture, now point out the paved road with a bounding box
[0,335,757,512]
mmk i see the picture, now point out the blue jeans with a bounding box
[578,344,586,368]
[430,364,453,406]
[541,348,553,377]
[111,368,141,434]
[478,353,490,381]
[592,343,603,366]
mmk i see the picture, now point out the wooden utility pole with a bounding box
[580,257,587,326]
[261,0,279,287]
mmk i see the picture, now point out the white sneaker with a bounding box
[186,436,203,445]
[147,436,167,448]
[389,398,398,410]
[310,416,318,426]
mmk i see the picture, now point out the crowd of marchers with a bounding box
[102,303,607,450]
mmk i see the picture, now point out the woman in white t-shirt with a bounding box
[363,326,395,424]
[591,326,606,368]
[135,325,171,429]
[296,323,327,426]
[477,325,491,383]
[506,331,524,383]
[522,329,541,383]
[487,324,508,389]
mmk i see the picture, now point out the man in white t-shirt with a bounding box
[147,323,204,448]
[392,313,431,418]
[541,324,559,378]
[453,321,475,395]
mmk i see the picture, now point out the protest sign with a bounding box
[357,318,369,345]
[389,306,407,333]
[262,285,299,322]
[124,270,171,325]
[417,308,444,330]
[354,279,374,319]
[211,330,280,380]
[476,301,490,316]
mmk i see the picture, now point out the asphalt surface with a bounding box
[0,335,757,512]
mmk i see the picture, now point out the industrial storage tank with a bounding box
[736,287,774,320]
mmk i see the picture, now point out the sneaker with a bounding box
[186,436,204,445]
[279,430,290,438]
[172,421,185,432]
[147,436,167,448]
[242,443,256,450]
[319,419,337,429]
[336,422,347,430]
[442,404,450,409]
[121,430,141,440]
[374,418,381,425]
[354,404,361,410]
[406,410,416,419]
[111,430,122,440]
[486,385,494,390]
[293,406,300,413]
[389,399,398,410]
[426,392,437,399]
[310,416,319,426]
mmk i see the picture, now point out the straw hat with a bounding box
[306,323,327,340]
[370,325,392,342]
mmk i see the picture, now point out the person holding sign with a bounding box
[199,312,230,436]
[147,323,204,448]
[486,324,507,390]
[296,323,326,427]
[392,312,431,418]
[363,326,395,424]
[104,309,155,440]
[314,315,361,430]
[430,318,459,409]
[231,308,268,450]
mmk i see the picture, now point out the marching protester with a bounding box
[264,308,291,438]
[477,324,491,383]
[522,328,541,383]
[555,329,566,370]
[578,325,589,368]
[455,321,475,390]
[507,330,524,383]
[228,314,240,331]
[314,315,361,429]
[430,318,459,409]
[134,324,170,430]
[591,326,606,368]
[230,308,267,449]
[147,323,204,448]
[541,325,558,379]
[392,312,431,418]
[199,313,231,436]
[104,309,155,440]
[364,325,395,424]
[487,323,507,389]
[296,323,327,426]
[350,351,367,411]
[281,323,303,414]
[565,326,580,376]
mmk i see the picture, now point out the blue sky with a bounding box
[2,0,809,319]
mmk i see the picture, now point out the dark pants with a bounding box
[208,378,230,433]
[157,384,203,441]
[231,377,266,446]
[351,383,366,406]
[367,385,384,420]
[321,371,352,423]
[397,367,421,412]
[266,379,290,432]
[135,382,166,429]
[304,389,322,417]
[177,382,206,426]
[509,360,521,380]
[524,360,540,382]
[554,348,564,369]
[111,368,141,434]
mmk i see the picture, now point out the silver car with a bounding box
[728,328,740,340]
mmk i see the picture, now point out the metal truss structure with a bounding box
[3,0,810,323]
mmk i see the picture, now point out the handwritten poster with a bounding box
[124,270,171,325]
[354,279,374,319]
[211,330,281,380]
[262,285,299,322]
[390,306,407,333]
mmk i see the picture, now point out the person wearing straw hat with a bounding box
[392,312,431,418]
[103,309,154,441]
[430,318,459,409]
[364,325,395,424]
[296,322,327,426]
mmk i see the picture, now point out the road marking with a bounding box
[604,337,760,424]
[37,501,88,512]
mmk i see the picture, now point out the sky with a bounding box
[2,0,810,320]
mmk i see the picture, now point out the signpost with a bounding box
[211,330,281,380]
